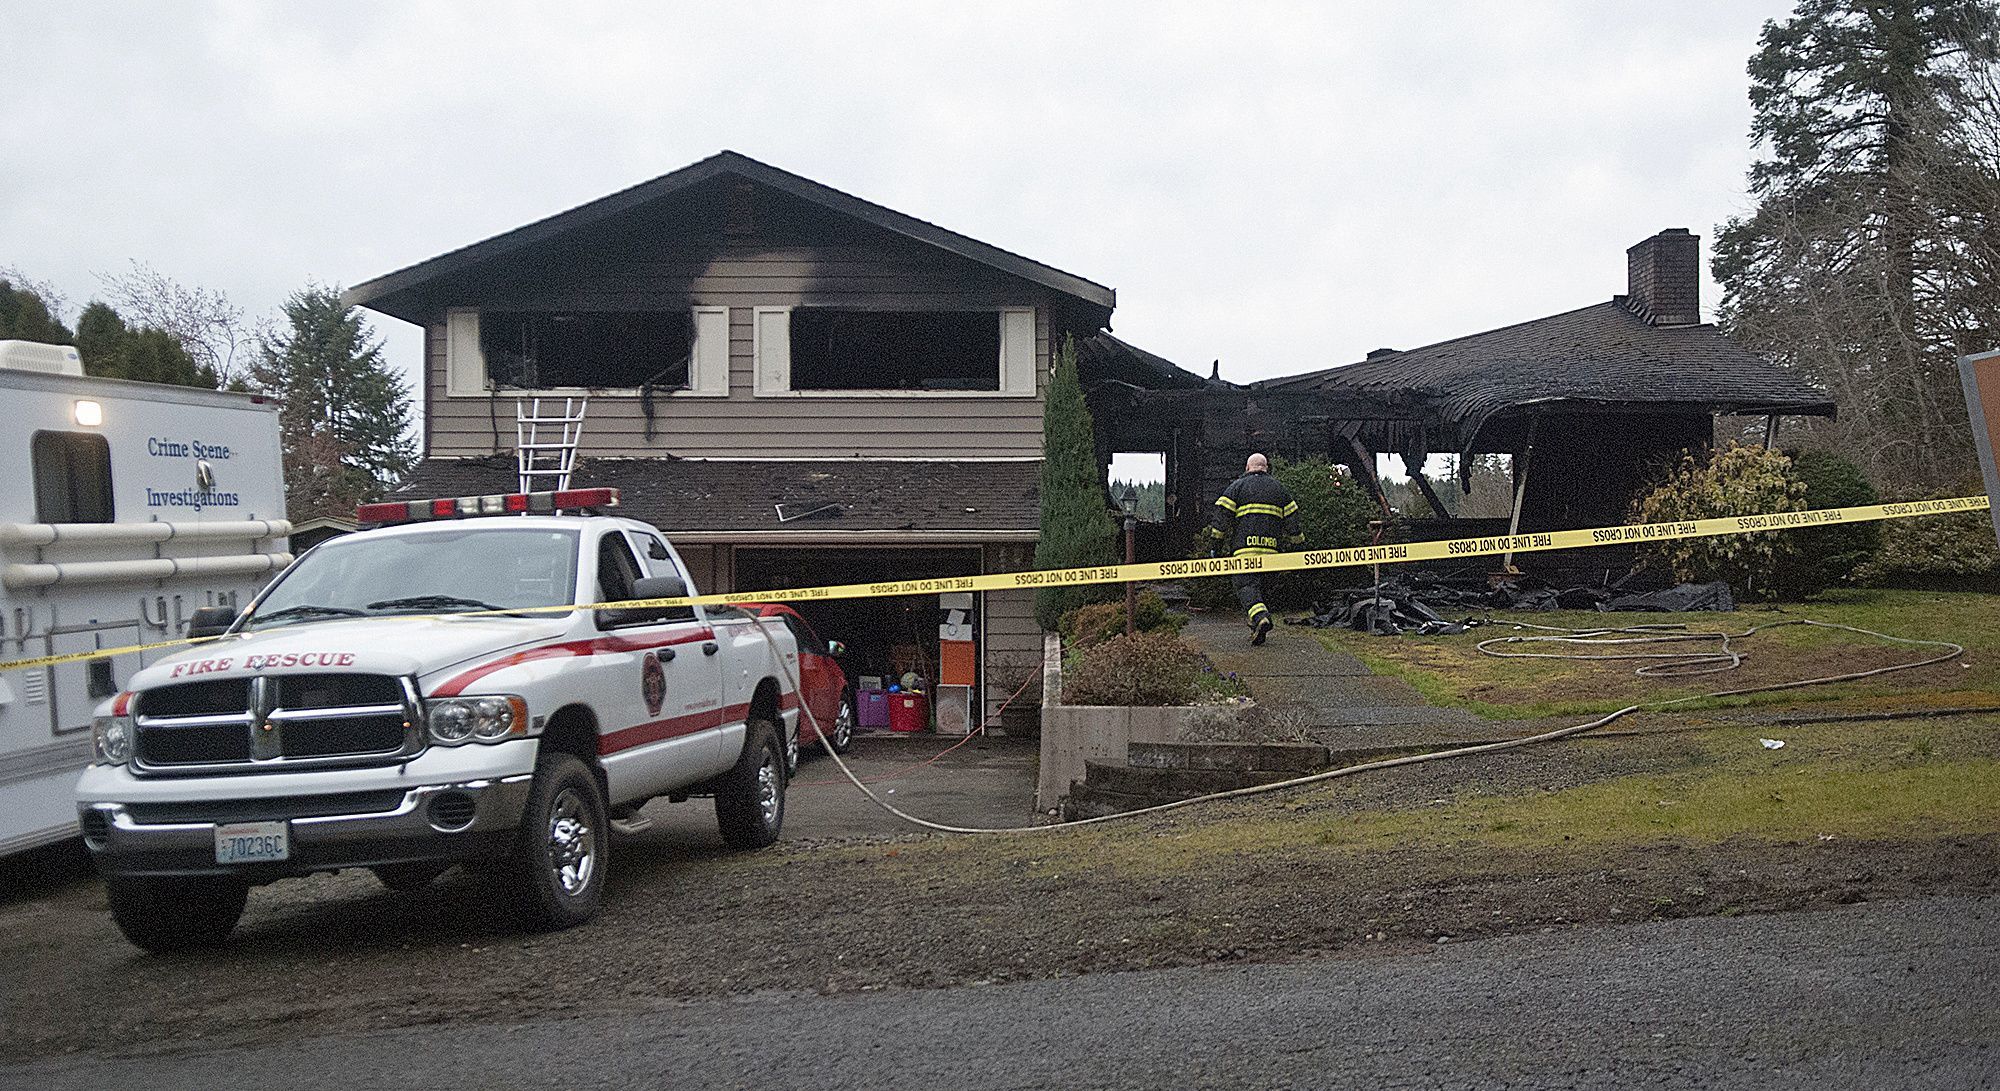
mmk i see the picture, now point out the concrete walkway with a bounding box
[1184,612,1524,751]
[636,733,1039,842]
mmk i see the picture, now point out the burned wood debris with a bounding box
[1284,576,1736,636]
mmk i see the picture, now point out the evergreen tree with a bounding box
[1715,0,2000,492]
[251,285,417,520]
[1033,335,1115,630]
[2,277,220,387]
[74,302,127,369]
[71,302,219,387]
[0,279,74,344]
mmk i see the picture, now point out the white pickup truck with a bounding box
[75,487,802,951]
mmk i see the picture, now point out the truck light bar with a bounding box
[356,488,619,525]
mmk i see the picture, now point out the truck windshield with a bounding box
[247,527,580,629]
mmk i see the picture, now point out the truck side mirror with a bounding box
[618,575,694,624]
[187,605,240,639]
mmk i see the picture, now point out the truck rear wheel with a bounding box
[715,719,786,850]
[501,753,608,931]
[106,876,248,953]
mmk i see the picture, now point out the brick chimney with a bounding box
[1624,228,1700,326]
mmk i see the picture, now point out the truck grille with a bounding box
[132,673,421,775]
[125,789,411,825]
[136,721,254,765]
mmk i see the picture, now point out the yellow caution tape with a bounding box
[0,635,225,676]
[3,494,1988,676]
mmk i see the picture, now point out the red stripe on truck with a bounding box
[597,695,800,756]
[430,628,716,697]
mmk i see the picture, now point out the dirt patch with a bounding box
[5,733,1997,1064]
[6,711,1993,1064]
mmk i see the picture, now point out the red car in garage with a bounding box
[743,603,855,766]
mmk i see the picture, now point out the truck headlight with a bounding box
[425,695,528,746]
[92,715,134,765]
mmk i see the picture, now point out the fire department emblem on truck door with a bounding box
[641,653,666,717]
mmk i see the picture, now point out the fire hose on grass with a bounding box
[752,616,1966,836]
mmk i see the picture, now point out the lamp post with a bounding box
[1119,486,1139,636]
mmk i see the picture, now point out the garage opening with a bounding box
[731,546,983,732]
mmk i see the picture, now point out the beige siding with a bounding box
[423,242,1056,460]
[981,586,1042,724]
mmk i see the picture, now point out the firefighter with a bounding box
[1203,453,1304,645]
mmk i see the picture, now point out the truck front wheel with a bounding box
[715,719,786,850]
[502,753,608,931]
[106,876,249,953]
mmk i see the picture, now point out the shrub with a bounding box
[1060,631,1203,706]
[1856,487,2000,588]
[1769,448,1880,599]
[1058,590,1184,651]
[1632,442,1806,600]
[1268,456,1379,606]
[1033,335,1117,630]
[1274,455,1380,551]
[1181,541,1242,611]
[1183,456,1380,611]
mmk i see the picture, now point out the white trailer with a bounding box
[0,341,290,855]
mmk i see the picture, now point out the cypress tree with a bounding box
[1032,335,1116,630]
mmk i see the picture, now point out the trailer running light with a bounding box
[355,488,620,526]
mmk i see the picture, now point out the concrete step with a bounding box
[1082,762,1296,798]
[1127,740,1331,773]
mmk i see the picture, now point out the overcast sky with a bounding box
[6,1,1794,400]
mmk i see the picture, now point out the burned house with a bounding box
[1087,229,1835,567]
[346,150,1117,730]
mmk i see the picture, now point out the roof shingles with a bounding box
[1263,300,1833,450]
[395,457,1040,534]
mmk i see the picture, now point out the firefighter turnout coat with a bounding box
[1204,470,1305,557]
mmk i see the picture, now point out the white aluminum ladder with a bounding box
[516,397,589,493]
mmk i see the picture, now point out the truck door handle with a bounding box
[702,641,719,656]
[656,648,676,663]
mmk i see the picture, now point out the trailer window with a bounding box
[31,431,114,523]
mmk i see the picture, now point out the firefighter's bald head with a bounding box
[1246,453,1269,473]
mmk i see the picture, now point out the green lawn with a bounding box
[779,711,2000,884]
[1311,588,2000,720]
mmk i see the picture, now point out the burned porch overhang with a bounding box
[1085,383,1431,456]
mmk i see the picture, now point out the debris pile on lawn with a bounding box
[1285,576,1735,635]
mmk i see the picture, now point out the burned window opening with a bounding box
[480,311,691,391]
[1109,451,1169,523]
[790,309,1000,392]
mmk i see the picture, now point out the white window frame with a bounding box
[751,306,1039,399]
[442,307,730,398]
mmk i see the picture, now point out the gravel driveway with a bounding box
[9,894,1996,1090]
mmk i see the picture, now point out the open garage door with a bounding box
[731,547,982,731]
